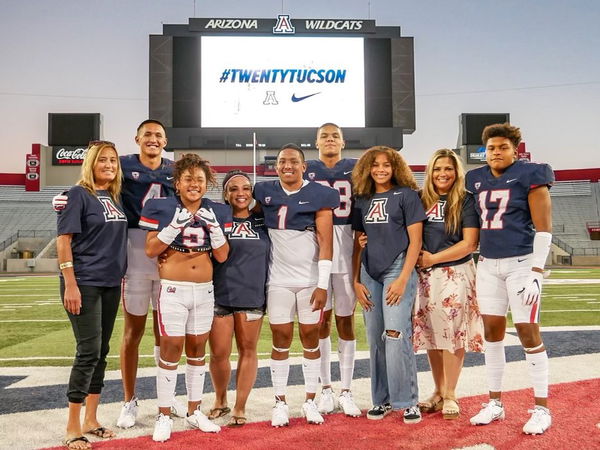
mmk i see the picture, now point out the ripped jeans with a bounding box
[361,253,418,409]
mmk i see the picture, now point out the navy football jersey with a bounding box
[422,193,480,268]
[304,158,356,226]
[465,160,554,258]
[57,186,128,286]
[139,197,229,251]
[121,154,175,229]
[202,198,234,234]
[254,180,340,231]
[213,213,270,309]
[352,186,426,280]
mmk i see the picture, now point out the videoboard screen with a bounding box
[200,36,365,128]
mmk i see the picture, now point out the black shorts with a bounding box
[213,304,264,321]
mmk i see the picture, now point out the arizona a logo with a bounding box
[273,14,295,34]
[263,91,278,105]
[230,221,259,240]
[426,200,446,223]
[364,198,389,223]
[99,197,127,222]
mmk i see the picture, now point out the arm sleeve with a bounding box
[529,163,555,190]
[321,185,341,209]
[56,186,84,235]
[461,193,481,228]
[210,201,234,234]
[139,199,163,231]
[402,189,427,226]
[351,201,365,232]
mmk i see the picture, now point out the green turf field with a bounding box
[1,269,599,369]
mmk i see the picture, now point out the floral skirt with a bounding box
[413,259,483,353]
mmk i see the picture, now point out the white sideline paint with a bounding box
[0,353,597,450]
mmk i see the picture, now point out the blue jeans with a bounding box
[361,253,418,409]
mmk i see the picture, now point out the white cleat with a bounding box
[186,409,221,433]
[271,400,290,427]
[338,391,362,417]
[470,399,505,425]
[522,406,552,435]
[116,396,138,429]
[152,413,173,442]
[171,396,186,418]
[302,399,325,425]
[317,387,336,414]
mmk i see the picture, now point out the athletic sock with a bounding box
[302,357,321,394]
[525,350,549,398]
[185,363,206,402]
[157,366,177,408]
[338,338,356,391]
[153,345,161,366]
[484,340,506,393]
[270,358,290,398]
[319,337,332,386]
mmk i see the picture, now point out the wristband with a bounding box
[59,261,73,270]
[531,232,552,270]
[317,259,332,290]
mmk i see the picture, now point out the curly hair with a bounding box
[173,153,216,188]
[421,149,466,234]
[481,122,521,148]
[352,146,418,197]
[77,141,122,203]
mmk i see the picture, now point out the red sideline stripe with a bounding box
[530,301,539,323]
[156,284,167,337]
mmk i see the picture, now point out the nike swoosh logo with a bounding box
[175,217,190,225]
[208,290,213,294]
[517,258,527,262]
[506,178,517,183]
[299,201,310,204]
[393,191,403,195]
[291,92,320,102]
[167,176,174,180]
[344,171,353,175]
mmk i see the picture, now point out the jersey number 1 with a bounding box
[478,189,510,229]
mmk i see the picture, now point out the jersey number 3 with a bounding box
[478,189,510,229]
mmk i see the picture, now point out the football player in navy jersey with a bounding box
[466,123,554,435]
[351,146,426,424]
[57,141,127,449]
[304,123,361,417]
[413,149,483,420]
[139,154,230,442]
[254,144,339,427]
[208,170,270,427]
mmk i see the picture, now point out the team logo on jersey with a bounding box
[265,196,271,204]
[98,197,127,222]
[475,182,481,190]
[166,286,176,293]
[426,200,446,222]
[230,221,259,240]
[132,172,139,180]
[364,198,389,223]
[307,172,316,180]
[273,14,295,34]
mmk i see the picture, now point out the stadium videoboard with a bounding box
[149,16,415,150]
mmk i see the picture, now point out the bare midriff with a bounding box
[158,248,213,283]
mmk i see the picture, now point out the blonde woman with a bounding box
[413,149,483,420]
[57,141,128,449]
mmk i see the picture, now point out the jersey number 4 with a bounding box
[478,189,510,229]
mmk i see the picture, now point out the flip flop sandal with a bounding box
[85,426,115,439]
[64,436,90,449]
[442,398,460,420]
[227,416,247,427]
[208,406,231,420]
[419,395,443,413]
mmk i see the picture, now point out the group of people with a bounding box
[55,120,554,449]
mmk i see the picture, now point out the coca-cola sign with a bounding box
[52,146,87,165]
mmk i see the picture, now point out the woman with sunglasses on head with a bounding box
[139,154,230,442]
[412,149,483,420]
[57,141,127,450]
[207,170,270,427]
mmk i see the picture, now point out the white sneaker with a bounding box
[171,396,186,418]
[116,396,138,429]
[338,391,361,417]
[470,399,505,425]
[302,399,325,425]
[271,400,290,427]
[152,413,173,442]
[186,409,221,433]
[522,406,551,434]
[317,387,336,414]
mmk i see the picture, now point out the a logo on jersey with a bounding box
[308,172,316,180]
[98,197,127,222]
[265,196,272,204]
[364,198,389,223]
[167,286,176,294]
[230,221,259,240]
[263,91,278,105]
[132,172,139,180]
[273,14,295,34]
[475,182,481,190]
[426,200,446,223]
